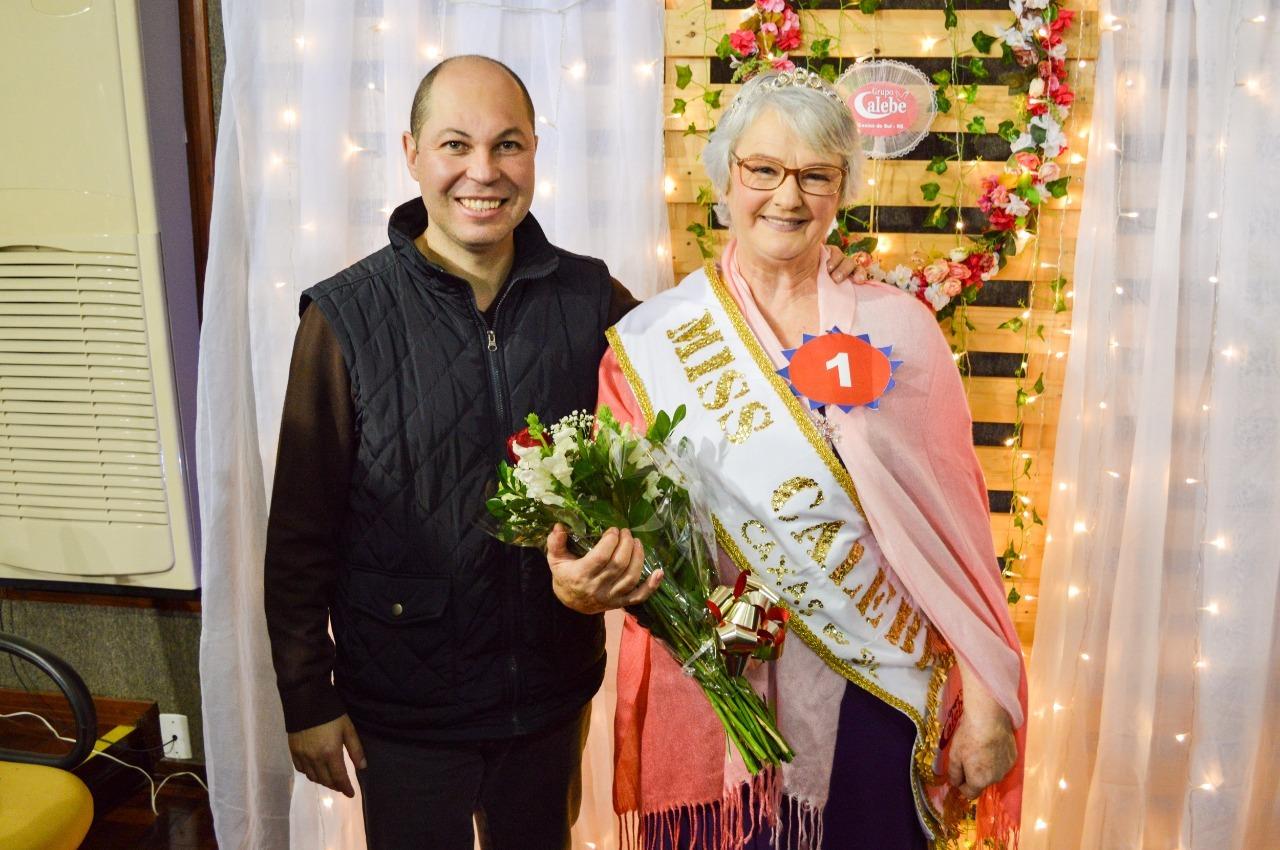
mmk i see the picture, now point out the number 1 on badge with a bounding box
[825,352,853,388]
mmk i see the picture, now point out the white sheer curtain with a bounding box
[1023,2,1279,848]
[196,2,669,847]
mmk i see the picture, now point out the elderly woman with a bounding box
[551,69,1025,849]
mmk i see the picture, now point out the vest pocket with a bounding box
[345,570,450,625]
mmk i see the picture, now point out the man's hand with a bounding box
[288,714,367,798]
[824,244,871,285]
[546,524,664,614]
[946,670,1017,799]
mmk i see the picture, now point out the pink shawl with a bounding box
[600,242,1027,849]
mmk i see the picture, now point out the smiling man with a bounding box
[261,56,658,850]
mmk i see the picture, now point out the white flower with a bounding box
[996,25,1030,51]
[949,248,968,262]
[1004,194,1031,217]
[1048,42,1067,61]
[923,282,951,311]
[1011,131,1036,153]
[866,260,886,280]
[1028,78,1046,98]
[513,458,567,506]
[1031,113,1068,159]
[886,264,917,292]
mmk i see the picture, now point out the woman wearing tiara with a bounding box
[553,69,1026,849]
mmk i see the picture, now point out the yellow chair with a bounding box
[0,633,98,849]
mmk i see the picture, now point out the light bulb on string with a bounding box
[568,61,587,80]
[422,44,442,60]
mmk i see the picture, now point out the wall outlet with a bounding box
[159,712,193,759]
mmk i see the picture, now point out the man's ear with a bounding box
[402,131,419,179]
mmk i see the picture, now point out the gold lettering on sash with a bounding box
[791,521,844,569]
[823,623,850,646]
[855,568,898,628]
[765,557,793,580]
[829,542,864,586]
[741,520,776,562]
[884,599,926,654]
[717,402,774,444]
[783,581,808,602]
[667,311,723,361]
[697,369,750,411]
[802,598,825,617]
[770,477,824,521]
[915,626,947,671]
[685,348,734,382]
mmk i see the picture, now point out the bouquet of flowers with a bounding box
[486,406,794,774]
[722,0,803,81]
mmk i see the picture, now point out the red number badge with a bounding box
[778,328,902,412]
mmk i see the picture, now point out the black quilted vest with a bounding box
[303,200,610,740]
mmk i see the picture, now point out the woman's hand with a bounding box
[824,244,870,284]
[545,524,663,614]
[947,666,1018,799]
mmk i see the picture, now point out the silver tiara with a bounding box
[723,68,845,119]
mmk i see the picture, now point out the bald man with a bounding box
[264,55,858,850]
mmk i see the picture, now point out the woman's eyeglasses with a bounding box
[731,153,846,197]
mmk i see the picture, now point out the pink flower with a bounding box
[1039,161,1061,182]
[760,22,779,38]
[947,262,971,281]
[1013,46,1038,67]
[781,7,800,31]
[851,251,874,268]
[943,279,963,298]
[776,15,802,52]
[852,267,871,285]
[923,259,951,284]
[729,29,759,57]
[757,0,786,12]
[771,58,796,71]
[1014,151,1042,172]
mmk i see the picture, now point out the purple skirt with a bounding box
[659,680,928,850]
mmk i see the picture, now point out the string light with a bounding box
[1195,659,1209,670]
[1052,701,1065,712]
[274,280,287,289]
[1220,346,1238,359]
[1209,275,1220,283]
[1080,652,1090,661]
[1105,470,1120,478]
[422,44,442,60]
[1070,153,1085,164]
[1250,14,1267,23]
[1115,286,1125,294]
[1119,210,1139,218]
[663,175,676,196]
[373,18,390,32]
[1175,733,1188,742]
[295,36,306,51]
[1198,782,1215,791]
[568,61,587,79]
[1185,477,1199,484]
[322,796,334,809]
[538,180,555,197]
[877,236,892,252]
[346,141,364,157]
[1058,778,1069,790]
[281,108,298,126]
[634,60,658,78]
[1244,78,1262,94]
[867,177,876,186]
[954,219,965,232]
[1207,211,1220,219]
[1035,819,1049,831]
[1098,401,1107,409]
[366,82,376,90]
[655,244,668,258]
[1058,481,1069,490]
[921,36,939,51]
[1202,601,1220,615]
[269,153,284,168]
[1067,585,1082,598]
[1207,535,1227,549]
[1072,520,1087,533]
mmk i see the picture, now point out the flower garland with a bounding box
[723,0,802,79]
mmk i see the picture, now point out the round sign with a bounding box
[784,333,895,410]
[849,82,920,137]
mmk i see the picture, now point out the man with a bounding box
[265,54,858,850]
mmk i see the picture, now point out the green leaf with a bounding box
[997,120,1019,142]
[1036,324,1045,340]
[923,205,949,230]
[1046,177,1071,198]
[1033,374,1046,394]
[1016,388,1029,407]
[997,316,1025,332]
[818,63,838,84]
[1022,185,1043,206]
[966,115,987,134]
[944,0,958,29]
[1031,123,1048,145]
[927,156,950,175]
[684,122,699,137]
[715,35,733,61]
[1032,507,1044,526]
[702,89,722,109]
[935,89,952,113]
[859,0,880,13]
[967,57,990,80]
[1007,586,1022,605]
[847,235,879,254]
[685,222,706,238]
[931,69,952,87]
[671,98,687,116]
[961,83,980,104]
[920,182,942,201]
[695,184,715,206]
[675,65,693,90]
[972,30,997,54]
[810,38,832,59]
[1023,456,1034,476]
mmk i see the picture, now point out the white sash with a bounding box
[609,264,952,834]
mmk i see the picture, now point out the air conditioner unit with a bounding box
[0,0,201,591]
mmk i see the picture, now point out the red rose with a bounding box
[506,426,542,464]
[987,209,1017,231]
[1050,9,1076,35]
[1028,100,1050,116]
[1053,87,1076,107]
[775,27,802,51]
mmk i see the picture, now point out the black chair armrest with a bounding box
[0,632,97,769]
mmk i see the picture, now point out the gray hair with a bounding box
[703,71,862,225]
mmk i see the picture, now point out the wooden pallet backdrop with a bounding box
[662,0,1101,646]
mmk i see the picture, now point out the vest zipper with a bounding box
[474,283,522,731]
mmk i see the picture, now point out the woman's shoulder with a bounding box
[612,267,712,331]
